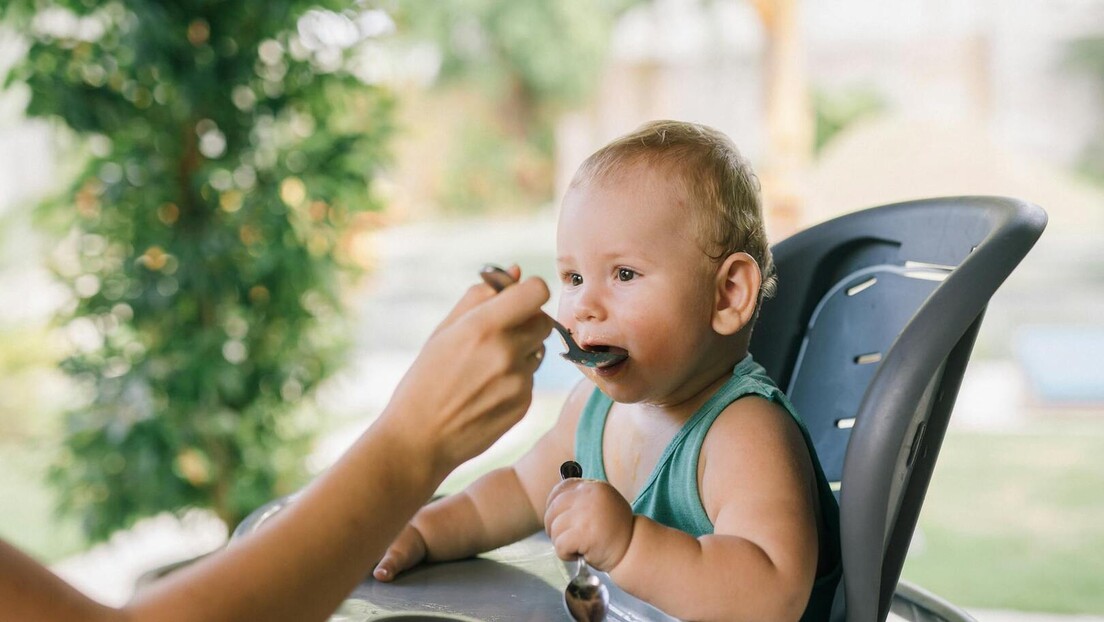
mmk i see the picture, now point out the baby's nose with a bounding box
[571,285,605,323]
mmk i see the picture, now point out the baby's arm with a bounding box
[546,396,820,622]
[374,380,592,581]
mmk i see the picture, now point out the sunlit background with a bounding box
[0,1,1102,619]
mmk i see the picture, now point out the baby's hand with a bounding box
[373,523,427,582]
[544,479,634,572]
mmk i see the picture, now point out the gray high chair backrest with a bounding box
[748,196,1046,622]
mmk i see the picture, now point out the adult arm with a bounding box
[0,275,552,622]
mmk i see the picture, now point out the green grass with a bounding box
[0,441,87,564]
[902,421,1104,613]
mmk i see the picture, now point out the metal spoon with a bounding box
[559,460,609,622]
[479,265,628,369]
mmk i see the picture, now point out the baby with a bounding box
[374,120,841,621]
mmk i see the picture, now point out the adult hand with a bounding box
[376,266,552,479]
[544,479,634,572]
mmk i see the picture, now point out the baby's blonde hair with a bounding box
[569,120,778,304]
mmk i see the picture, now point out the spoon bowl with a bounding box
[564,558,610,622]
[480,265,628,369]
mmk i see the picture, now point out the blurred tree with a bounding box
[749,0,812,236]
[812,86,886,153]
[2,1,394,539]
[387,0,639,213]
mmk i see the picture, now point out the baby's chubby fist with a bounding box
[544,479,634,572]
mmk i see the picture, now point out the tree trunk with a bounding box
[750,0,813,238]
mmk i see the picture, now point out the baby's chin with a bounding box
[587,360,652,403]
[593,381,651,406]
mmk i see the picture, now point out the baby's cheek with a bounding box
[621,312,665,357]
[555,295,579,329]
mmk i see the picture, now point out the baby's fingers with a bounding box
[372,546,402,582]
[372,527,426,582]
[372,546,413,582]
[544,480,583,537]
[546,513,587,562]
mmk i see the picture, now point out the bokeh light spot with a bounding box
[280,176,307,207]
[187,19,210,46]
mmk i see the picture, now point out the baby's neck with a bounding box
[637,347,748,422]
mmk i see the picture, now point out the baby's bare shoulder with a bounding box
[702,396,806,454]
[699,396,816,517]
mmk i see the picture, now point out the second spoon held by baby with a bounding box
[558,460,609,622]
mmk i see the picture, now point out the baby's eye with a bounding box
[617,268,637,282]
[568,273,583,286]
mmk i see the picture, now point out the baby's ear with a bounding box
[712,252,761,335]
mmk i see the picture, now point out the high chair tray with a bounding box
[329,531,676,622]
[233,495,676,622]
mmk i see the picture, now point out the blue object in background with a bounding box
[1014,325,1104,403]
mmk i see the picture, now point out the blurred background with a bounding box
[0,0,1102,619]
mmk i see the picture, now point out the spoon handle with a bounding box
[560,460,583,481]
[479,264,517,292]
[559,460,587,572]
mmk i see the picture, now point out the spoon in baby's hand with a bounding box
[480,265,627,369]
[559,460,609,622]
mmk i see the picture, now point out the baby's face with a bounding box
[555,164,720,406]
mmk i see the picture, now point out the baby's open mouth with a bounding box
[582,344,628,369]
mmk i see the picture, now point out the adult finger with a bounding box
[475,277,550,330]
[506,313,554,362]
[437,263,523,330]
[430,282,498,337]
[523,343,546,374]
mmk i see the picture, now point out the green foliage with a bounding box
[813,86,886,154]
[4,0,394,539]
[391,0,630,112]
[441,117,550,214]
[387,0,639,212]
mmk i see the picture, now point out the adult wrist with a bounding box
[365,409,451,490]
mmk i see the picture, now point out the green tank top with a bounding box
[574,355,841,622]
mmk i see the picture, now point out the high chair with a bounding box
[750,195,1047,622]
